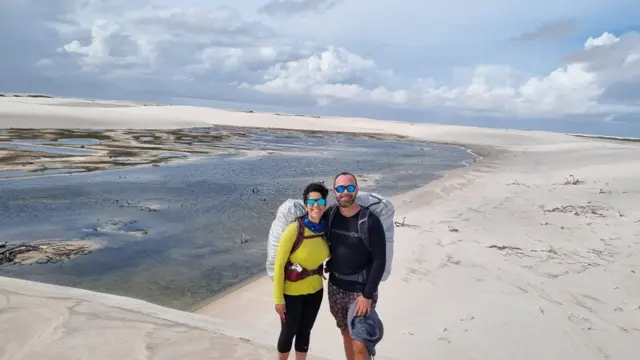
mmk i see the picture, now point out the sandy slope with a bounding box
[198,138,640,360]
[0,276,328,360]
[1,97,640,359]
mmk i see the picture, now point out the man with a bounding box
[323,172,386,360]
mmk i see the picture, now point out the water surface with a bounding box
[0,141,97,155]
[0,128,471,310]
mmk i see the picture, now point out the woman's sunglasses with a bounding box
[334,185,357,193]
[306,198,327,206]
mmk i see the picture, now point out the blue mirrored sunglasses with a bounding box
[306,198,326,206]
[334,185,357,193]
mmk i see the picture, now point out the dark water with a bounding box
[0,129,471,310]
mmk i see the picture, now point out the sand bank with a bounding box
[0,96,565,148]
[2,96,640,359]
[0,276,328,360]
[197,135,640,360]
[0,99,411,177]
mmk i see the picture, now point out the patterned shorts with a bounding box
[328,281,378,331]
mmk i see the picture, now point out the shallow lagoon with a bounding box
[0,127,472,310]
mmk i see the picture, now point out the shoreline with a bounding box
[192,143,489,314]
[192,128,640,359]
[0,124,439,181]
[188,148,484,314]
[0,120,474,312]
[187,271,267,313]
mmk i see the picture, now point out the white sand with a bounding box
[0,276,328,360]
[1,96,640,359]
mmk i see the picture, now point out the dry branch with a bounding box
[488,244,523,251]
[394,217,420,229]
[543,204,605,217]
[564,174,584,185]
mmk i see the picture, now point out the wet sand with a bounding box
[0,126,412,177]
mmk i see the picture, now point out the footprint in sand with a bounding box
[567,312,594,330]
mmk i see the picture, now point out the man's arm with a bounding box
[362,214,386,299]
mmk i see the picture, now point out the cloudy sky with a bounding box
[2,0,640,136]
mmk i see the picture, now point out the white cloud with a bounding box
[2,1,640,125]
[61,19,140,70]
[246,46,401,104]
[258,0,343,17]
[245,32,639,117]
[584,32,620,49]
[58,6,277,73]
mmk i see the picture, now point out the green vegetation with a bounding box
[573,134,640,143]
[3,128,114,141]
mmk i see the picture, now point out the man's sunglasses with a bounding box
[306,198,327,206]
[334,185,357,193]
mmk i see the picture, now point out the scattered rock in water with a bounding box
[1,240,101,265]
[234,233,251,245]
[115,199,163,212]
[90,219,149,236]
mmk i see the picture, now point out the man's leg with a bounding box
[328,282,357,360]
[349,291,380,360]
[352,340,370,360]
[341,330,356,360]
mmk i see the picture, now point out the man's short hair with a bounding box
[333,171,358,187]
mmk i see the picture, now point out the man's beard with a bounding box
[338,194,355,208]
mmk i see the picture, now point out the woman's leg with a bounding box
[277,294,304,359]
[294,289,324,359]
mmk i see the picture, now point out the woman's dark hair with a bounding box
[303,182,329,201]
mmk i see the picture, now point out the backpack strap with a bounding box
[327,204,370,249]
[290,218,327,255]
[285,218,329,282]
[289,217,306,255]
[358,206,371,251]
[326,205,339,246]
[327,205,339,229]
[327,206,372,285]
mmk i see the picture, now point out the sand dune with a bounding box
[1,96,639,359]
[0,276,328,360]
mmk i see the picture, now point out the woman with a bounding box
[273,182,330,360]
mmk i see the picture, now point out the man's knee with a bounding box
[352,340,368,355]
[341,329,351,340]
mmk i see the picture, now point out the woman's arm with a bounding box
[273,222,298,304]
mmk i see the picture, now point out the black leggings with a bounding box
[277,289,324,353]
